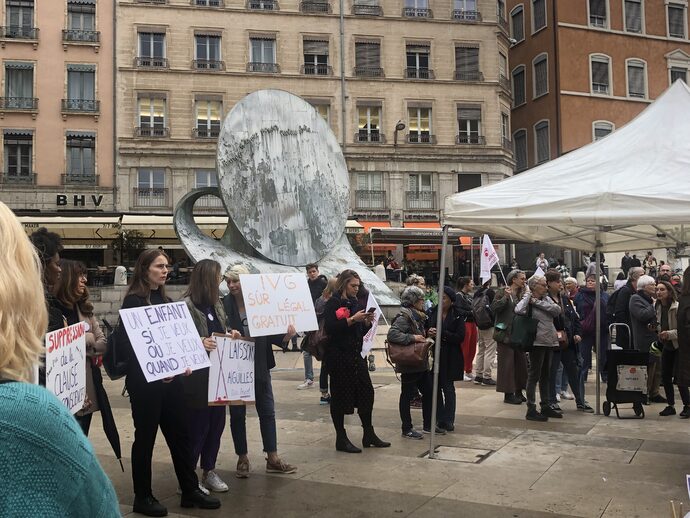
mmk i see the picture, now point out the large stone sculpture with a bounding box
[173,89,398,305]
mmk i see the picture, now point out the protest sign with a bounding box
[616,364,648,393]
[119,301,211,383]
[240,273,318,337]
[361,292,382,359]
[46,322,86,415]
[208,335,255,404]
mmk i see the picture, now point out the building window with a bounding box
[407,107,432,143]
[668,3,687,39]
[403,0,431,18]
[195,99,222,138]
[353,0,381,15]
[590,55,610,94]
[532,0,546,32]
[301,0,331,14]
[624,0,642,33]
[457,173,482,192]
[5,0,34,38]
[593,121,613,141]
[589,0,607,28]
[534,120,550,164]
[501,112,510,148]
[457,105,482,144]
[248,0,278,10]
[626,59,646,98]
[354,41,383,77]
[405,43,432,79]
[195,34,223,69]
[533,53,548,97]
[65,65,96,111]
[3,62,34,109]
[308,101,330,122]
[513,129,527,171]
[194,0,223,6]
[510,5,524,42]
[356,105,382,142]
[453,0,480,20]
[67,1,95,31]
[303,39,330,75]
[248,37,278,72]
[3,131,32,182]
[512,65,526,106]
[671,66,688,83]
[407,174,434,209]
[137,32,167,67]
[136,168,167,207]
[454,45,481,81]
[66,133,95,181]
[194,169,222,208]
[137,96,167,137]
[499,52,507,77]
[356,173,385,209]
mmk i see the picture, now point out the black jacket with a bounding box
[549,293,582,348]
[323,293,370,353]
[454,291,474,323]
[426,305,465,383]
[308,275,328,303]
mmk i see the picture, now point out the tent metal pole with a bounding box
[428,224,449,460]
[470,237,475,282]
[595,234,602,415]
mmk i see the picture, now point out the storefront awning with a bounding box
[120,214,228,240]
[345,220,364,234]
[358,220,391,233]
[18,215,120,240]
[402,221,441,229]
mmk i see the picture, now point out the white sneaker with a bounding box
[556,392,561,402]
[202,470,229,493]
[297,379,314,390]
[463,373,473,382]
[561,390,575,400]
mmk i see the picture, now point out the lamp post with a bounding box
[393,120,406,147]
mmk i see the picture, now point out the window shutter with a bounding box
[512,8,524,40]
[592,60,608,84]
[533,0,546,30]
[455,46,479,72]
[514,131,527,170]
[457,105,481,120]
[628,64,645,96]
[303,39,328,55]
[669,6,685,37]
[512,68,525,105]
[536,122,549,163]
[534,57,547,96]
[355,42,380,68]
[624,1,641,32]
[590,0,605,17]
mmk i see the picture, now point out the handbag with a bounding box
[556,330,568,350]
[304,319,328,361]
[385,339,432,372]
[510,303,538,351]
[102,318,129,381]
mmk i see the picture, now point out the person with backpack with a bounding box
[455,277,477,382]
[575,274,610,394]
[472,280,497,385]
[611,266,644,349]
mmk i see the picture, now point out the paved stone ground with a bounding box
[90,344,690,518]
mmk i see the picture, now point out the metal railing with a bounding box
[405,67,434,79]
[456,135,486,145]
[195,195,224,208]
[406,190,435,210]
[133,188,169,207]
[0,172,36,185]
[454,70,484,81]
[193,59,225,70]
[300,1,331,13]
[135,0,167,4]
[247,0,278,9]
[502,137,512,150]
[61,99,99,112]
[61,173,99,186]
[135,56,169,68]
[247,62,280,73]
[301,64,332,75]
[355,190,386,209]
[135,126,170,138]
[193,127,220,138]
[453,9,481,21]
[403,7,432,17]
[0,97,38,110]
[499,74,511,92]
[0,26,38,39]
[193,0,224,6]
[352,4,382,15]
[355,132,385,143]
[406,133,437,144]
[353,66,384,77]
[62,29,100,43]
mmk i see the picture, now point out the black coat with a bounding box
[454,291,474,322]
[426,305,465,383]
[613,281,635,348]
[550,294,582,349]
[308,275,328,303]
[675,294,690,386]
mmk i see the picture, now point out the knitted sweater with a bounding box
[0,381,120,517]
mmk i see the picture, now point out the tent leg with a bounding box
[595,235,602,416]
[429,225,449,460]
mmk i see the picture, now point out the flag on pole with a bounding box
[534,266,545,277]
[480,234,499,284]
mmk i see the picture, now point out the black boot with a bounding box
[180,489,221,509]
[336,431,362,453]
[133,495,168,517]
[362,427,391,448]
[504,393,522,405]
[540,405,563,418]
[526,404,548,422]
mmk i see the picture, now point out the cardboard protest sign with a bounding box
[119,301,211,383]
[208,335,255,404]
[361,292,382,359]
[46,322,86,415]
[240,273,318,337]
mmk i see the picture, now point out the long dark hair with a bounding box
[184,259,220,308]
[681,266,690,296]
[126,249,170,302]
[657,280,677,304]
[54,259,94,317]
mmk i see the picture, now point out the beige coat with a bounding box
[656,301,679,350]
[77,311,107,415]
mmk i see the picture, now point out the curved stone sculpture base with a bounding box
[174,188,399,306]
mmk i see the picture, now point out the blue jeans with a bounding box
[229,373,277,454]
[437,379,456,426]
[549,348,583,406]
[554,363,568,394]
[303,350,314,381]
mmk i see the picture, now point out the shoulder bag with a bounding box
[102,318,129,381]
[385,313,432,371]
[510,302,539,351]
[303,319,328,361]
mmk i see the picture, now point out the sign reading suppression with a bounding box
[46,322,86,415]
[208,335,255,404]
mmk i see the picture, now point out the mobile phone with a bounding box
[367,307,376,313]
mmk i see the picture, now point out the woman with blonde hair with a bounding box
[0,202,119,516]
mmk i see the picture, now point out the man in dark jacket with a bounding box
[306,264,328,303]
[621,252,633,278]
[613,266,644,349]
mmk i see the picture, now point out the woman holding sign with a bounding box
[121,250,221,517]
[323,269,390,453]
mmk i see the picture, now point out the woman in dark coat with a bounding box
[426,286,464,431]
[323,269,390,453]
[674,267,690,417]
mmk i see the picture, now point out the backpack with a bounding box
[472,290,494,330]
[605,288,621,322]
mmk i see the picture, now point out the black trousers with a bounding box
[526,348,553,408]
[128,373,198,498]
[661,348,690,407]
[399,370,432,432]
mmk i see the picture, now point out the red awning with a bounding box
[408,245,442,251]
[359,221,391,233]
[403,221,441,229]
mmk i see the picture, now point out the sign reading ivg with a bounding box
[56,194,104,207]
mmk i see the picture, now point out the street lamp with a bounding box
[393,120,406,147]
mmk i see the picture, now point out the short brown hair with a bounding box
[305,263,318,272]
[545,269,561,283]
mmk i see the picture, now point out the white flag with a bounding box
[534,266,546,277]
[480,234,499,284]
[361,292,381,359]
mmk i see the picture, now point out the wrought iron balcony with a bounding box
[406,133,437,144]
[353,66,384,77]
[135,126,170,138]
[456,135,486,145]
[193,59,225,71]
[247,62,280,73]
[193,0,224,6]
[62,29,100,43]
[0,26,38,39]
[247,0,278,9]
[0,97,38,110]
[355,132,385,143]
[300,1,331,13]
[406,190,435,210]
[135,0,167,4]
[355,190,386,210]
[403,7,432,17]
[404,67,434,79]
[193,127,220,138]
[453,9,481,21]
[301,64,332,75]
[195,195,224,209]
[135,57,169,68]
[61,174,99,186]
[352,3,382,15]
[454,70,484,81]
[62,99,99,113]
[133,187,169,208]
[0,172,36,185]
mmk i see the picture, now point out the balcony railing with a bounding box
[62,174,99,186]
[404,67,434,79]
[406,190,435,210]
[355,190,386,210]
[502,137,512,150]
[355,132,385,143]
[62,99,99,113]
[453,9,481,21]
[0,97,38,110]
[498,16,508,32]
[247,0,278,9]
[0,172,36,185]
[403,7,432,17]
[456,135,486,145]
[193,59,225,71]
[135,56,169,68]
[133,187,169,208]
[353,66,384,77]
[0,26,38,39]
[247,62,280,73]
[301,64,332,75]
[499,74,511,92]
[406,133,437,144]
[193,127,220,138]
[195,195,224,209]
[193,0,224,6]
[62,29,100,43]
[135,126,170,138]
[353,3,382,15]
[135,0,167,4]
[300,1,331,13]
[454,70,484,81]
